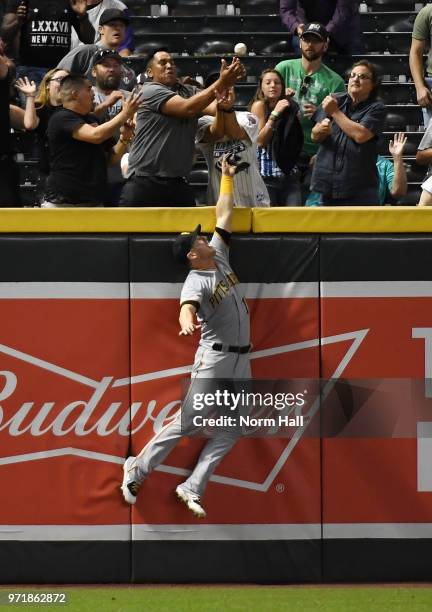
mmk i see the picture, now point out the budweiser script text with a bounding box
[0,372,181,437]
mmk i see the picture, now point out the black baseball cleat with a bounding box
[175,484,206,518]
[121,456,140,505]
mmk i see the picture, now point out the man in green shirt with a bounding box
[410,4,432,127]
[275,22,345,203]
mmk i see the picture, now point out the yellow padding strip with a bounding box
[252,207,432,233]
[0,207,252,233]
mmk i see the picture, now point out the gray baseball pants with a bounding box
[133,345,251,497]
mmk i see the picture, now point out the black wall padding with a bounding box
[321,234,432,281]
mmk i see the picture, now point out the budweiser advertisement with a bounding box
[0,234,432,582]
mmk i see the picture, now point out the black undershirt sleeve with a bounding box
[215,226,231,246]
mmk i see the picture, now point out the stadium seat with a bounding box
[195,40,234,55]
[385,14,416,33]
[260,40,291,55]
[189,168,209,184]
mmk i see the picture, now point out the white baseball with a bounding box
[234,42,247,56]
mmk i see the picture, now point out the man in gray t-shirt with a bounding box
[121,157,251,519]
[119,49,245,207]
[57,9,135,91]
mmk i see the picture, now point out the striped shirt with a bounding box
[257,145,284,178]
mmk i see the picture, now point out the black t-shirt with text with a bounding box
[6,0,82,66]
[46,107,112,204]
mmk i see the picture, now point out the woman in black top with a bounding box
[33,68,69,174]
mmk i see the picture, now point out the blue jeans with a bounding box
[422,77,432,128]
[264,173,302,206]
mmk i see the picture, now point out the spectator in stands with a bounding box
[275,23,345,203]
[57,9,135,91]
[32,69,70,170]
[1,1,94,93]
[196,84,269,207]
[410,5,432,127]
[0,37,20,205]
[307,132,408,205]
[280,0,361,55]
[311,60,386,205]
[71,0,134,56]
[11,68,70,201]
[42,74,139,207]
[250,68,303,206]
[376,133,407,205]
[91,48,129,204]
[10,75,37,129]
[120,50,245,207]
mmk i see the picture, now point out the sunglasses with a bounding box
[49,77,65,83]
[299,75,313,96]
[349,72,372,81]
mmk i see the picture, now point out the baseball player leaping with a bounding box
[121,155,251,518]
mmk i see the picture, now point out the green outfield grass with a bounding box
[1,586,432,612]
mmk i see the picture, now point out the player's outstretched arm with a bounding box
[179,303,201,336]
[215,155,236,232]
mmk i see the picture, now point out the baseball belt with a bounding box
[212,343,251,354]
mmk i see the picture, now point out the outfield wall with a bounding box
[0,208,432,583]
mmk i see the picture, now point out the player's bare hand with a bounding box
[70,0,87,17]
[179,323,201,336]
[15,76,36,97]
[417,85,432,108]
[296,23,305,36]
[285,87,296,98]
[389,132,407,159]
[322,95,338,116]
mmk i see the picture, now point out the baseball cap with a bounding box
[91,48,123,68]
[172,224,201,265]
[99,9,130,26]
[301,23,329,42]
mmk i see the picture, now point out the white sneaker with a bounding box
[175,485,206,518]
[121,456,140,505]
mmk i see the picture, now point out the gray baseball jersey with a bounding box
[131,229,251,500]
[180,231,250,348]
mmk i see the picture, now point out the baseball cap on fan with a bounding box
[91,48,123,68]
[173,225,201,264]
[99,8,130,26]
[301,23,329,42]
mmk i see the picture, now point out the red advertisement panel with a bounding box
[321,292,432,528]
[130,293,321,529]
[0,298,131,527]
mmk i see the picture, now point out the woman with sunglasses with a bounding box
[24,68,69,200]
[250,68,302,205]
[311,60,386,206]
